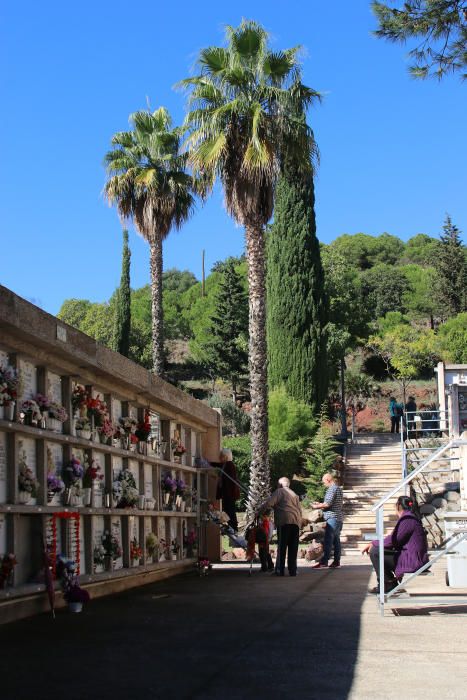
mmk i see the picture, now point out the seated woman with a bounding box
[362,495,429,593]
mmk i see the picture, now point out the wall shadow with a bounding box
[0,563,371,700]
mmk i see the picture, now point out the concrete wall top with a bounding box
[0,285,219,430]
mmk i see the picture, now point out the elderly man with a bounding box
[258,477,302,577]
[311,472,344,569]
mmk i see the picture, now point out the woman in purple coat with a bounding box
[362,495,429,593]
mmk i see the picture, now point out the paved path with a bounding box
[1,558,467,700]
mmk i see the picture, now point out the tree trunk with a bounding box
[245,224,269,523]
[149,236,164,375]
[340,356,348,438]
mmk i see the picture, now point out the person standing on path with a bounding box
[257,477,302,576]
[389,397,402,434]
[311,473,344,569]
[215,448,240,532]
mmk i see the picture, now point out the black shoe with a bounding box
[329,561,341,569]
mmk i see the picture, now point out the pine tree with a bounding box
[267,160,329,412]
[206,261,248,400]
[435,215,467,319]
[113,229,131,357]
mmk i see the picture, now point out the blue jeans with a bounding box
[321,518,343,564]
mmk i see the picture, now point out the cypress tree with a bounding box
[113,229,131,357]
[435,215,467,319]
[267,161,328,411]
[207,261,248,401]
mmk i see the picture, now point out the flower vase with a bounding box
[76,429,91,440]
[0,405,3,420]
[180,500,186,513]
[173,455,181,464]
[68,602,83,613]
[129,442,137,453]
[164,492,171,508]
[138,495,145,510]
[99,432,108,445]
[83,487,92,506]
[46,416,62,433]
[122,435,130,450]
[113,437,122,449]
[5,403,15,421]
[137,441,148,456]
[18,490,31,505]
[23,413,33,427]
[70,493,82,507]
[175,495,182,510]
[104,556,113,572]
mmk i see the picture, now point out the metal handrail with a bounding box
[372,439,461,512]
[372,437,467,614]
[210,465,249,496]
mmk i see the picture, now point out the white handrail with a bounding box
[372,439,465,512]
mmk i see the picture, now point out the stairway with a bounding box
[341,434,402,556]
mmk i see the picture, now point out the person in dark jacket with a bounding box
[362,495,429,593]
[215,448,240,532]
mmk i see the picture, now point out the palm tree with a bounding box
[180,20,319,520]
[104,108,197,375]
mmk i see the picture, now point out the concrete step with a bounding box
[343,514,398,524]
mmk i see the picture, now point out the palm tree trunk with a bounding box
[245,224,269,523]
[149,236,164,375]
[340,356,348,438]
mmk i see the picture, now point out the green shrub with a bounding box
[207,394,250,436]
[223,435,303,508]
[301,405,340,505]
[269,386,317,444]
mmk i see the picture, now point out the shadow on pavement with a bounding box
[0,564,372,700]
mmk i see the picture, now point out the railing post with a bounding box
[377,507,385,615]
[400,417,406,483]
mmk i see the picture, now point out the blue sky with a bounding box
[1,0,465,315]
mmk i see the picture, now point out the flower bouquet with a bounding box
[145,532,158,561]
[75,417,92,440]
[82,457,104,505]
[34,393,51,418]
[46,401,68,432]
[118,416,138,449]
[113,469,139,508]
[97,417,114,445]
[159,538,171,561]
[64,455,84,506]
[71,384,88,418]
[161,473,176,509]
[87,395,109,437]
[102,530,122,569]
[20,399,42,426]
[135,411,151,454]
[129,433,139,453]
[130,537,143,565]
[175,477,186,510]
[184,529,198,558]
[18,450,40,504]
[93,543,106,572]
[197,557,212,576]
[0,363,19,420]
[47,473,65,503]
[56,556,90,612]
[171,438,186,463]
